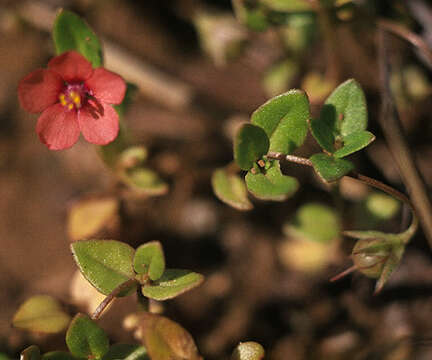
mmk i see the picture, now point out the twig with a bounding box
[406,0,432,60]
[91,278,138,320]
[266,152,415,212]
[378,28,432,248]
[378,19,432,65]
[350,172,412,207]
[104,42,192,109]
[266,152,313,167]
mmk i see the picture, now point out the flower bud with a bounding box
[351,238,390,278]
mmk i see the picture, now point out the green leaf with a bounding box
[321,79,367,137]
[134,241,165,281]
[211,168,253,211]
[311,79,370,155]
[245,161,298,201]
[20,346,41,360]
[286,203,340,243]
[71,240,136,296]
[67,197,119,241]
[141,269,204,301]
[375,244,405,294]
[344,229,401,241]
[261,0,312,11]
[0,353,11,360]
[122,168,168,196]
[137,313,201,360]
[366,193,400,220]
[119,146,148,168]
[66,314,109,360]
[234,124,269,171]
[102,344,148,360]
[280,13,316,55]
[232,0,269,32]
[42,352,76,360]
[52,10,102,67]
[231,342,265,360]
[244,9,269,31]
[309,116,335,153]
[309,153,354,182]
[251,90,310,154]
[13,295,70,334]
[333,130,375,158]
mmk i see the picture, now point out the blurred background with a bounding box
[1,0,432,359]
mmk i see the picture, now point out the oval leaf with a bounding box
[67,197,119,241]
[245,161,298,201]
[134,241,165,281]
[234,124,269,171]
[138,313,202,360]
[285,203,340,243]
[231,342,265,360]
[20,346,41,360]
[122,168,168,196]
[309,116,335,153]
[66,314,109,360]
[251,90,310,154]
[320,79,367,138]
[366,193,400,220]
[333,130,375,158]
[53,10,102,67]
[71,240,136,296]
[102,344,148,360]
[211,168,253,211]
[309,153,354,183]
[42,352,76,360]
[141,269,204,301]
[13,295,70,334]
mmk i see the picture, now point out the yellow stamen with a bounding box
[59,91,82,110]
[70,91,81,108]
[59,94,67,106]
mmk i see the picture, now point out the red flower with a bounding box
[18,51,126,150]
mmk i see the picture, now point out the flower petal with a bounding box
[36,104,80,150]
[78,101,119,145]
[48,51,93,82]
[85,68,126,104]
[18,69,63,113]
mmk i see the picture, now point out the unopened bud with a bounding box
[351,238,389,278]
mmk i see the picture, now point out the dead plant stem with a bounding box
[377,29,432,248]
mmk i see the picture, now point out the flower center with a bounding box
[59,84,88,110]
